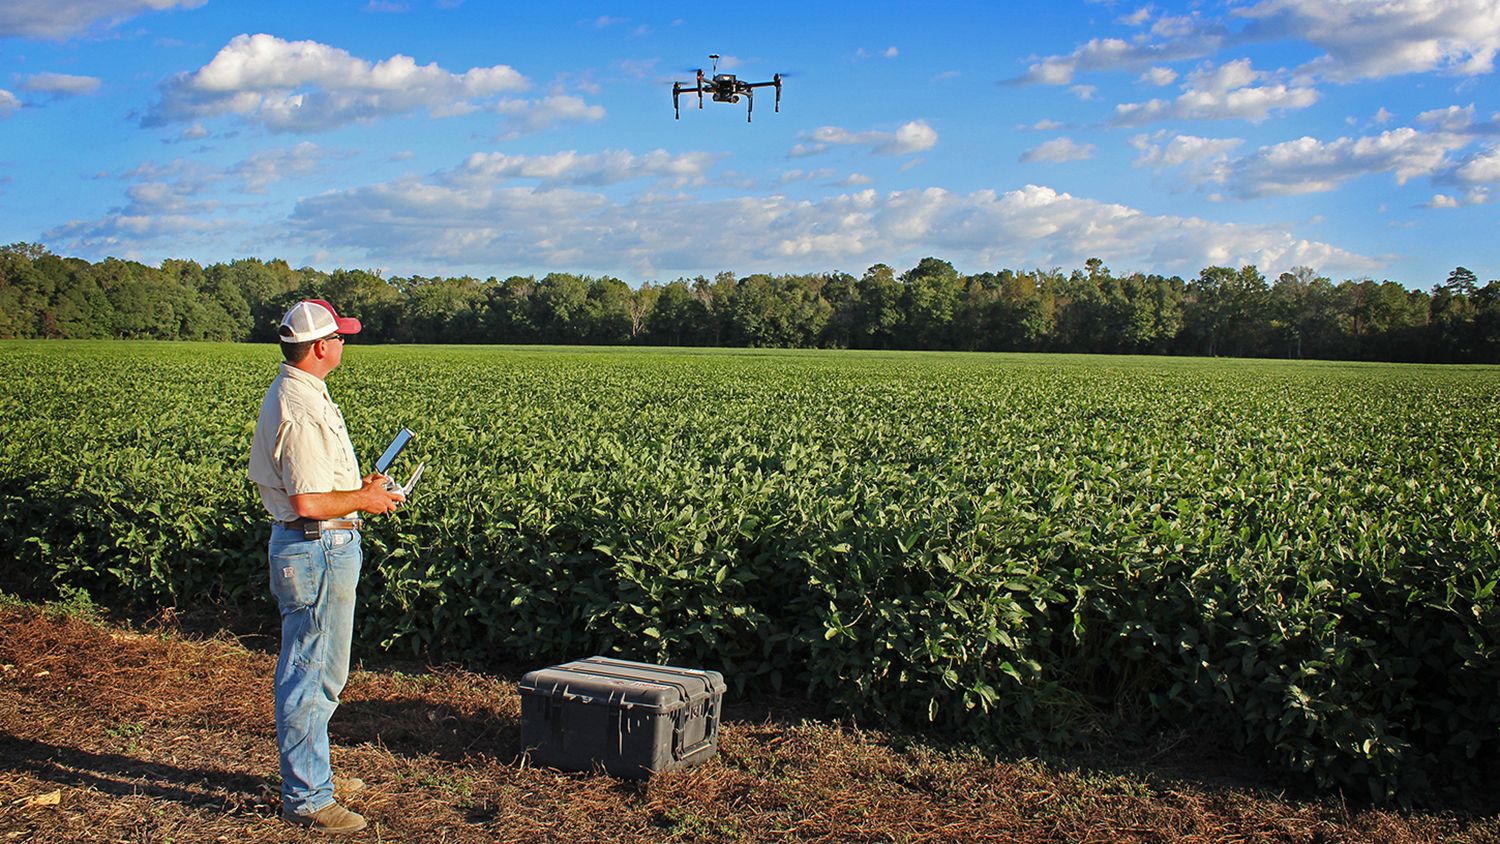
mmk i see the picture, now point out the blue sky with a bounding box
[2,1,1497,288]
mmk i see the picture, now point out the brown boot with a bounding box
[283,802,367,835]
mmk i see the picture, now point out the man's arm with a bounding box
[290,473,406,519]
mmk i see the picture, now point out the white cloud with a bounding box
[493,94,605,138]
[1023,38,1131,84]
[614,58,658,80]
[143,33,533,133]
[44,159,228,252]
[287,167,1375,278]
[1131,132,1244,168]
[779,168,836,184]
[454,149,721,189]
[20,73,101,96]
[1417,104,1475,130]
[175,122,209,141]
[0,90,19,118]
[1024,119,1064,131]
[0,0,205,39]
[1021,137,1097,163]
[1151,12,1205,39]
[233,142,340,193]
[1374,107,1395,124]
[1423,186,1493,206]
[1017,28,1225,85]
[1453,144,1500,183]
[1069,84,1097,100]
[1235,0,1500,81]
[793,120,938,157]
[884,46,899,58]
[1141,66,1178,86]
[1220,127,1472,197]
[1112,58,1318,125]
[1121,6,1154,27]
[778,168,872,188]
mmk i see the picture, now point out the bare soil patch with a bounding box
[1,604,1495,843]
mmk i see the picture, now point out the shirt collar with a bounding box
[280,362,331,400]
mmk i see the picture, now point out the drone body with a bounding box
[673,55,782,122]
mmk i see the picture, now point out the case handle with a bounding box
[671,700,720,761]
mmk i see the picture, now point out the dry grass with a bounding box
[1,602,1496,843]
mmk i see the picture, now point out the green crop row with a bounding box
[1,341,1496,804]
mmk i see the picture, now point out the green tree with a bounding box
[649,280,708,345]
[1185,265,1270,357]
[212,258,302,341]
[0,246,73,338]
[819,272,860,348]
[900,257,961,349]
[854,264,902,349]
[532,273,590,343]
[398,275,487,342]
[692,271,739,345]
[485,275,537,342]
[1445,266,1479,296]
[629,283,660,340]
[585,276,634,345]
[1430,280,1477,362]
[1474,279,1500,363]
[325,268,401,342]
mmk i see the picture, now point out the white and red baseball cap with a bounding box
[278,299,362,343]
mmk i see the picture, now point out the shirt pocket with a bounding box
[268,543,325,614]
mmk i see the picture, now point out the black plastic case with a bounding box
[518,656,725,778]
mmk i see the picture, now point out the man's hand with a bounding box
[360,473,406,515]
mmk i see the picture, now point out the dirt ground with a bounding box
[1,601,1496,843]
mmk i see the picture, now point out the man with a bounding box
[248,299,405,834]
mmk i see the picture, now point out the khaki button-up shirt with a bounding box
[248,363,362,522]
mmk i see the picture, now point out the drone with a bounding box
[672,55,782,123]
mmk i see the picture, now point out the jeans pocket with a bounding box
[269,543,324,614]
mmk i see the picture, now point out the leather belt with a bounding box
[281,518,364,540]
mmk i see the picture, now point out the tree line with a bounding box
[2,243,1496,363]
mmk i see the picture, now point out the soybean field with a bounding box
[2,341,1497,803]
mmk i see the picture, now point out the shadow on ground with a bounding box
[333,698,521,763]
[0,733,268,813]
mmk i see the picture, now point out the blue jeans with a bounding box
[267,524,362,816]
